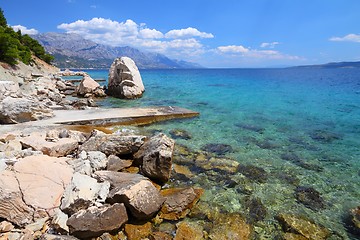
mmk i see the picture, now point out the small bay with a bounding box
[89,68,360,239]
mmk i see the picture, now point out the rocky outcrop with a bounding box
[13,155,74,212]
[67,203,128,239]
[95,171,165,220]
[107,57,145,99]
[276,213,330,240]
[134,133,175,184]
[0,170,34,227]
[60,172,110,215]
[0,96,53,124]
[21,131,79,157]
[159,187,204,220]
[79,132,146,156]
[76,74,106,97]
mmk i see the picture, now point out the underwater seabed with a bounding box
[109,112,360,239]
[96,68,360,239]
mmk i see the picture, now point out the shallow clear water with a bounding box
[89,68,360,239]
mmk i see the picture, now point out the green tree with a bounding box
[0,8,7,28]
[0,28,19,65]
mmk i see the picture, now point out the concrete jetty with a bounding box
[0,106,199,135]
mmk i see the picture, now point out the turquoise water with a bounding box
[89,68,360,239]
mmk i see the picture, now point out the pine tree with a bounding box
[0,8,7,28]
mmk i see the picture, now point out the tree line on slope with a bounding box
[0,8,54,65]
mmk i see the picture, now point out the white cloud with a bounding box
[57,17,211,60]
[217,45,249,53]
[217,44,301,60]
[11,25,39,35]
[139,28,164,39]
[165,27,214,39]
[329,33,360,43]
[90,5,97,9]
[260,42,280,48]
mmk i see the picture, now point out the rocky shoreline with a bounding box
[1,58,359,240]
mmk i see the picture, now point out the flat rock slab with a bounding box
[55,106,199,126]
[14,155,74,212]
[0,106,199,135]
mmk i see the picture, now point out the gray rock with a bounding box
[67,203,128,239]
[0,81,20,100]
[60,172,110,215]
[51,209,69,234]
[80,134,146,156]
[76,75,100,97]
[40,234,79,240]
[0,96,53,124]
[25,217,48,232]
[106,155,133,171]
[87,151,108,171]
[95,171,165,220]
[107,57,145,99]
[134,133,175,184]
[67,158,92,175]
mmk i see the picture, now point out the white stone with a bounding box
[60,172,110,215]
[108,57,145,99]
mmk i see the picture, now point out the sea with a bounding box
[86,68,360,239]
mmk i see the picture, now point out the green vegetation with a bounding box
[0,8,54,65]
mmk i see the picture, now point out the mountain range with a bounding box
[292,61,360,69]
[32,32,202,69]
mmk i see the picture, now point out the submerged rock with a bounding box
[209,213,252,240]
[309,129,342,143]
[201,143,233,156]
[107,57,145,99]
[276,213,330,240]
[174,221,204,240]
[124,222,152,240]
[67,203,128,239]
[345,206,360,236]
[243,196,267,224]
[235,123,265,134]
[169,129,192,140]
[195,156,239,174]
[237,164,268,183]
[159,187,204,220]
[294,186,325,211]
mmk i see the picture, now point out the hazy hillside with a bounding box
[33,33,202,69]
[292,61,360,69]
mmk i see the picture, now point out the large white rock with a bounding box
[107,57,145,99]
[0,96,53,124]
[0,81,20,100]
[13,155,74,213]
[60,172,110,215]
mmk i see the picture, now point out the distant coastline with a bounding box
[291,61,360,69]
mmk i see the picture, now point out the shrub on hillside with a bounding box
[0,8,54,65]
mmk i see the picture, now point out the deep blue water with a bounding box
[88,68,360,239]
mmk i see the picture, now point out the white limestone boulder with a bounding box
[107,57,145,99]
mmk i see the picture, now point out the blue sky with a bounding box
[2,0,360,67]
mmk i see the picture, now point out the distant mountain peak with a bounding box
[33,32,203,69]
